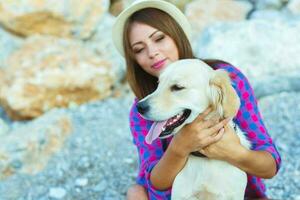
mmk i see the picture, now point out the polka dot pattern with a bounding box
[129,63,281,199]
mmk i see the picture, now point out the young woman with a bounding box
[112,1,281,199]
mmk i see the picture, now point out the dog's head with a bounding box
[137,59,240,144]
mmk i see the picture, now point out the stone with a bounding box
[0,28,22,66]
[0,111,72,179]
[49,187,66,199]
[185,0,252,39]
[194,20,300,83]
[0,0,109,39]
[75,178,88,187]
[255,0,283,10]
[287,0,300,15]
[0,118,9,135]
[0,35,115,120]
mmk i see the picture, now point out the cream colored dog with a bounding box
[137,59,251,200]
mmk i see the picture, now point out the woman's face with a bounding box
[129,22,179,77]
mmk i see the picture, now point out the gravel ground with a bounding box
[0,96,136,200]
[0,90,299,200]
[260,92,300,200]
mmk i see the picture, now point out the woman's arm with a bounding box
[149,141,188,190]
[227,140,277,178]
[199,124,277,178]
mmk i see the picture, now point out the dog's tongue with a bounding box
[145,120,168,144]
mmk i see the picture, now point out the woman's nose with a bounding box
[147,45,159,58]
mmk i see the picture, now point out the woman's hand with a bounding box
[169,107,230,158]
[199,123,246,161]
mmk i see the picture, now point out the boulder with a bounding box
[0,0,109,39]
[0,36,115,120]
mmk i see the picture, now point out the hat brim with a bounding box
[112,0,192,57]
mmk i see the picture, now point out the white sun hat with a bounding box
[112,0,192,57]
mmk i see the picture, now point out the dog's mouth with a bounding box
[145,109,191,144]
[159,109,191,138]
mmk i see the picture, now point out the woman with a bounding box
[112,1,281,199]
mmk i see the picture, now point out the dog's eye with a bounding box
[170,84,185,91]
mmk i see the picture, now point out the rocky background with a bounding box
[0,0,299,199]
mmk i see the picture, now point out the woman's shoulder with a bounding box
[202,59,240,72]
[202,59,246,81]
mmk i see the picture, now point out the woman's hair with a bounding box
[123,8,194,100]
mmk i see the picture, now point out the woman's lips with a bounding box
[152,59,167,69]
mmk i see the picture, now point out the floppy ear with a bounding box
[209,69,240,119]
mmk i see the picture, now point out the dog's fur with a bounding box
[137,59,251,200]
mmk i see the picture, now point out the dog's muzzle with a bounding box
[159,109,191,138]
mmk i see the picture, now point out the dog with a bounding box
[137,59,251,200]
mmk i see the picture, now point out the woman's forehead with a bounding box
[129,22,161,44]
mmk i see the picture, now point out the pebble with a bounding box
[75,178,88,187]
[48,187,66,199]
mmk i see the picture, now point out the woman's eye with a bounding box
[170,84,185,91]
[133,48,144,54]
[156,35,165,42]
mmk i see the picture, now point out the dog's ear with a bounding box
[209,69,240,119]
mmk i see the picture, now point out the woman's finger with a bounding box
[197,128,225,150]
[197,127,224,148]
[207,117,230,134]
[194,107,212,122]
[200,116,220,129]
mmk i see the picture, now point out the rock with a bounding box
[0,118,9,135]
[254,0,283,10]
[0,35,115,120]
[166,0,193,10]
[86,13,125,84]
[86,13,128,98]
[194,19,300,84]
[252,71,300,99]
[0,0,109,39]
[75,178,88,187]
[0,111,72,179]
[259,92,300,198]
[185,0,252,39]
[0,28,22,66]
[250,9,293,21]
[287,0,300,15]
[112,0,192,14]
[109,0,124,16]
[49,187,66,199]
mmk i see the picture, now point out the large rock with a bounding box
[0,0,109,39]
[0,111,72,179]
[185,0,252,39]
[110,0,192,16]
[194,19,300,83]
[249,9,293,21]
[0,28,22,66]
[254,0,284,10]
[86,13,126,89]
[287,0,300,15]
[0,35,115,120]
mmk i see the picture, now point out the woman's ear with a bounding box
[209,69,240,118]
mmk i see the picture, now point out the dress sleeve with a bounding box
[129,99,172,199]
[218,64,282,173]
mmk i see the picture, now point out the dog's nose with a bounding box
[137,101,149,115]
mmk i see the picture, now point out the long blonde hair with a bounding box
[123,8,194,100]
